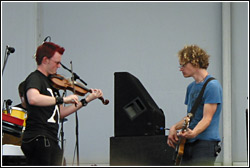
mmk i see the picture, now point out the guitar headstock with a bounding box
[187,113,193,119]
[182,113,193,131]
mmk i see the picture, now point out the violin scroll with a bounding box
[97,95,109,105]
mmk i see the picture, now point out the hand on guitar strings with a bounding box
[167,127,179,149]
[177,128,196,139]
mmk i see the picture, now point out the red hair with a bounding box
[35,42,65,65]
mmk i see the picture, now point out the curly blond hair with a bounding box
[178,45,210,69]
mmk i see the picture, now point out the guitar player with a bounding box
[167,45,222,166]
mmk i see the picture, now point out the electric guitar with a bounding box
[173,113,193,166]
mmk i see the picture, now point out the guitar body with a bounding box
[175,137,186,165]
[173,113,192,166]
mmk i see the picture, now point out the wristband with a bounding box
[81,98,88,106]
[56,97,64,105]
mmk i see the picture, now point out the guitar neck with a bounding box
[173,116,191,165]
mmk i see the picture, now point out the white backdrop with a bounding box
[2,2,248,165]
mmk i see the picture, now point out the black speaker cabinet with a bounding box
[114,72,165,137]
[110,135,175,166]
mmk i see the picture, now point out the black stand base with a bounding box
[110,135,175,166]
[2,156,26,166]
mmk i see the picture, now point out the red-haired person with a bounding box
[21,42,103,166]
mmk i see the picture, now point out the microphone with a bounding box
[7,46,15,53]
[43,36,51,43]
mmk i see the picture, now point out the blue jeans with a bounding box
[181,140,220,166]
[21,135,63,166]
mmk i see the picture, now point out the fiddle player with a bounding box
[21,42,103,166]
[167,45,222,166]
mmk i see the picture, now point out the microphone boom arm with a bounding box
[2,46,15,75]
[60,62,88,86]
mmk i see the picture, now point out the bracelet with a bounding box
[56,97,64,105]
[80,98,88,106]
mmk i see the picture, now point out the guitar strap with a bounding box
[189,77,215,119]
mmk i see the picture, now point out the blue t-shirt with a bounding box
[185,75,222,143]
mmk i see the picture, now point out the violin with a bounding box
[49,74,109,105]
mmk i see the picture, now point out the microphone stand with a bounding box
[70,61,79,166]
[60,61,88,166]
[60,90,67,166]
[2,46,13,75]
[4,99,13,114]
